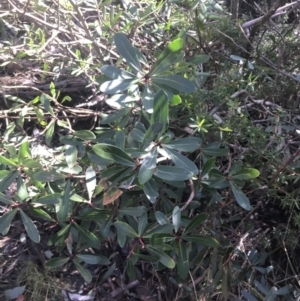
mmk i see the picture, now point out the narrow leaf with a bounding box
[0,192,13,205]
[172,206,181,233]
[57,180,71,222]
[74,261,92,283]
[0,171,18,192]
[114,221,139,238]
[152,75,196,93]
[86,166,96,200]
[76,254,110,265]
[163,137,201,152]
[146,246,175,268]
[155,211,169,225]
[230,181,251,210]
[177,242,189,279]
[184,213,208,235]
[184,234,220,247]
[20,209,40,243]
[138,212,148,236]
[93,144,136,167]
[65,145,78,168]
[150,90,169,125]
[100,65,135,79]
[73,130,96,140]
[138,148,157,184]
[0,154,17,167]
[100,79,137,94]
[163,147,198,175]
[45,257,70,269]
[74,223,101,249]
[151,38,184,75]
[231,168,260,180]
[114,33,142,72]
[155,166,193,181]
[0,209,18,234]
[143,178,158,203]
[33,170,65,182]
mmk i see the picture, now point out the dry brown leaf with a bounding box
[103,188,123,205]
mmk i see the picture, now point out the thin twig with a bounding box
[180,179,195,212]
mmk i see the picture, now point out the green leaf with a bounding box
[143,178,159,203]
[60,135,85,146]
[74,222,101,249]
[65,145,78,168]
[75,254,110,265]
[163,137,201,152]
[74,261,92,283]
[172,206,181,233]
[151,38,184,75]
[155,211,169,225]
[40,93,54,115]
[100,65,135,79]
[151,233,175,245]
[0,192,13,205]
[170,95,182,106]
[115,131,125,150]
[202,142,228,157]
[146,246,175,268]
[114,221,139,238]
[143,224,174,238]
[231,168,260,180]
[99,262,116,285]
[45,257,69,269]
[33,170,65,182]
[163,147,198,175]
[201,157,216,176]
[23,158,42,169]
[184,234,220,248]
[57,180,71,222]
[33,193,61,205]
[17,174,28,202]
[0,171,18,192]
[177,242,189,279]
[150,90,169,126]
[19,209,40,243]
[142,84,154,113]
[114,33,142,73]
[138,212,148,236]
[241,290,259,301]
[118,206,146,217]
[18,140,31,163]
[130,128,145,142]
[230,181,251,210]
[0,209,18,234]
[152,75,196,93]
[100,79,137,94]
[93,144,136,167]
[45,119,55,146]
[86,166,96,200]
[184,213,208,235]
[142,122,163,149]
[155,166,193,181]
[48,224,71,246]
[187,54,210,64]
[229,161,243,175]
[73,130,96,140]
[117,226,127,248]
[209,176,230,189]
[138,148,157,184]
[0,154,17,167]
[101,108,130,124]
[28,207,55,222]
[222,265,230,300]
